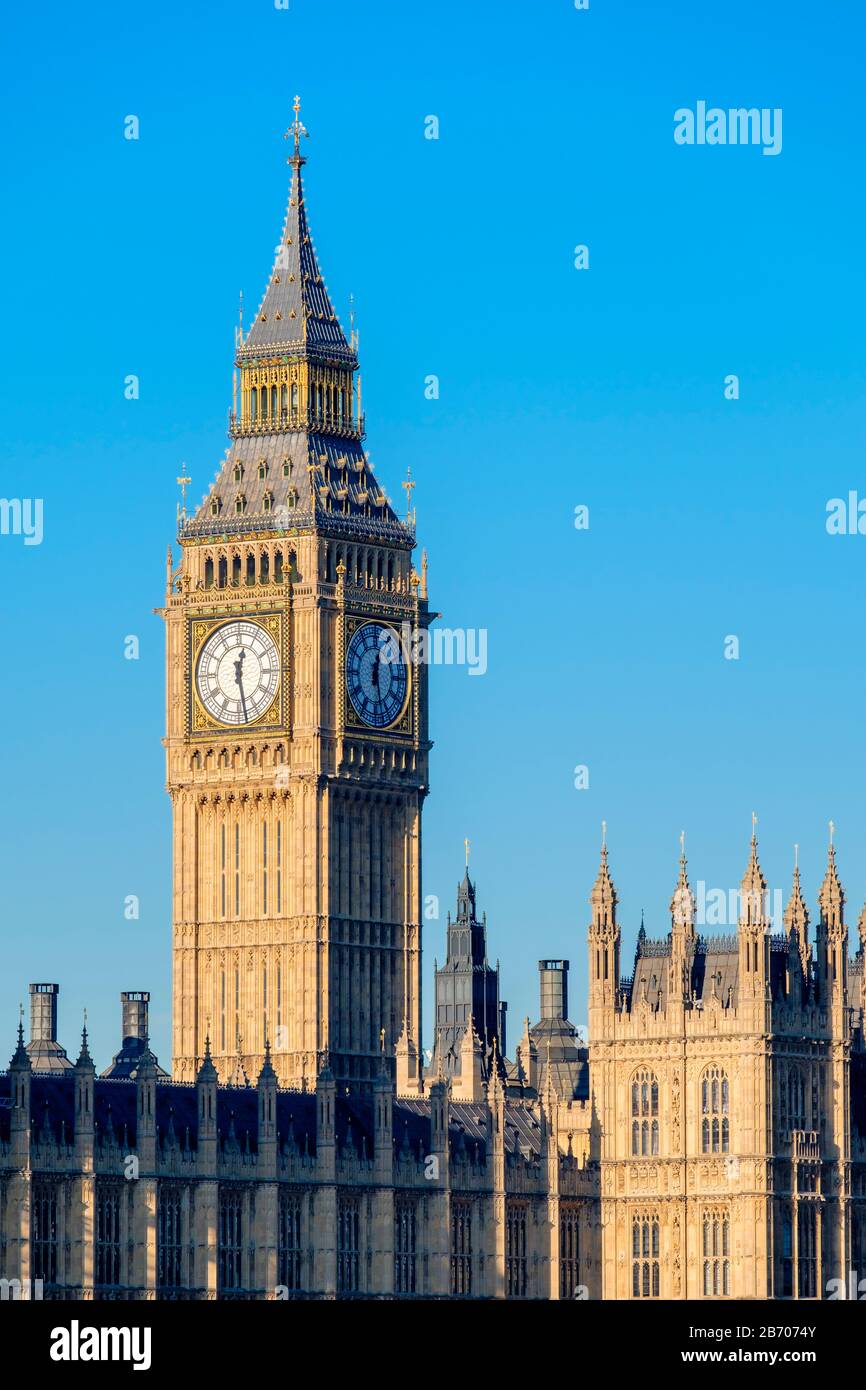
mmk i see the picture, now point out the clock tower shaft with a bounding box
[163,107,430,1093]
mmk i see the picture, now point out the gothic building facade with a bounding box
[2,109,866,1300]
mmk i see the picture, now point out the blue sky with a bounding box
[1,0,864,1068]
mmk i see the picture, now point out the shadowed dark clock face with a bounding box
[346,622,408,728]
[196,620,279,725]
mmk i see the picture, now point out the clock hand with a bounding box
[234,648,249,722]
[371,652,380,693]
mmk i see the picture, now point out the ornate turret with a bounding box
[588,824,620,1036]
[8,1013,31,1170]
[738,816,770,1009]
[784,847,811,994]
[669,833,696,1008]
[817,823,847,1013]
[670,833,696,938]
[73,1021,96,1168]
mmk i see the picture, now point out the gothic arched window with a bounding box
[631,1070,660,1156]
[701,1067,730,1154]
[788,1068,806,1129]
[631,1213,660,1298]
[702,1209,730,1297]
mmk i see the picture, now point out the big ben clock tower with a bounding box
[162,101,430,1093]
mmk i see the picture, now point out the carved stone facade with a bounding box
[587,832,866,1300]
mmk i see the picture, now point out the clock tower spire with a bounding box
[164,109,430,1093]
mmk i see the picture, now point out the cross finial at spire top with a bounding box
[284,95,309,167]
[751,810,758,841]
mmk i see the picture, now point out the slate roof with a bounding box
[185,431,413,548]
[529,1018,589,1101]
[624,929,796,1010]
[240,158,355,366]
[0,1071,544,1162]
[100,1037,169,1081]
[25,1038,73,1073]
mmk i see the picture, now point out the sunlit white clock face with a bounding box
[346,621,408,728]
[196,621,280,726]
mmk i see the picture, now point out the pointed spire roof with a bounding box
[590,823,618,928]
[670,832,695,935]
[739,814,767,925]
[818,822,845,930]
[456,846,476,923]
[75,1020,94,1070]
[784,846,810,946]
[257,1038,277,1085]
[241,99,354,365]
[196,1034,218,1085]
[134,1041,158,1080]
[10,1013,30,1070]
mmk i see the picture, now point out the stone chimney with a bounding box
[26,983,72,1072]
[99,991,166,1079]
[538,960,569,1021]
[121,991,150,1045]
[30,982,59,1043]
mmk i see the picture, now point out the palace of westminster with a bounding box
[3,106,866,1303]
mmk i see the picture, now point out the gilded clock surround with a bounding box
[189,611,285,734]
[342,613,412,736]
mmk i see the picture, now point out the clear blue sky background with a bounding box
[1,0,864,1070]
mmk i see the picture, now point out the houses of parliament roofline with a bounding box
[3,827,866,1300]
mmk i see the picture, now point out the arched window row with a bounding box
[246,374,351,429]
[202,547,293,591]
